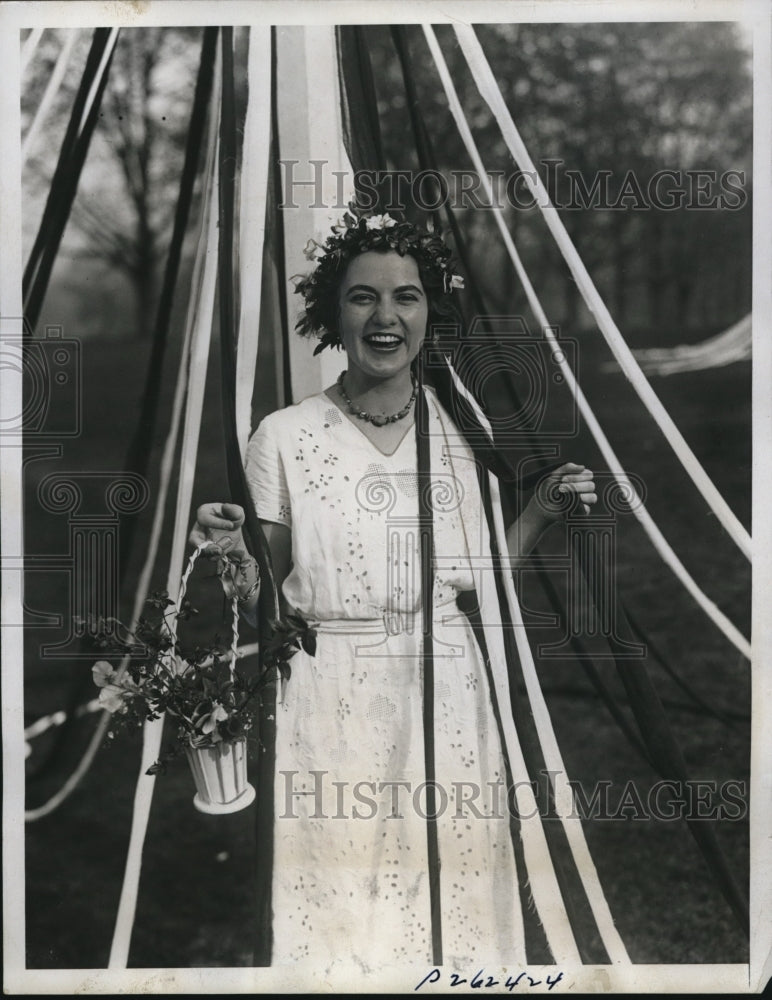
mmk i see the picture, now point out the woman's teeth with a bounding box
[365,334,402,346]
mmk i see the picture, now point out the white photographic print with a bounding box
[2,0,770,994]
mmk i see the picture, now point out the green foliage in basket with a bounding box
[88,591,317,774]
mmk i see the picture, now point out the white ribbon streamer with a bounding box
[24,54,225,828]
[488,473,631,963]
[235,27,272,455]
[22,31,78,166]
[77,27,119,137]
[423,25,750,661]
[20,27,44,76]
[452,24,751,564]
[108,59,222,968]
[424,389,575,960]
[440,371,629,963]
[630,313,751,376]
[276,26,357,402]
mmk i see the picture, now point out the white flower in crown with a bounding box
[443,271,466,293]
[303,238,325,262]
[365,214,398,231]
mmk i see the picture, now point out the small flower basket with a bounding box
[185,736,255,815]
[90,543,316,814]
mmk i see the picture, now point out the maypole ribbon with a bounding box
[269,28,293,409]
[218,27,282,964]
[450,360,748,938]
[235,27,272,458]
[453,24,751,564]
[119,25,219,571]
[24,37,224,823]
[108,31,222,969]
[23,27,119,333]
[275,25,357,401]
[26,26,220,800]
[416,375,443,966]
[22,31,78,165]
[443,369,627,962]
[392,23,732,751]
[423,25,750,661]
[346,25,605,960]
[20,27,44,76]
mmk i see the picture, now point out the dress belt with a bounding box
[313,598,461,637]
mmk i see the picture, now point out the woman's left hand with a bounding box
[534,462,598,522]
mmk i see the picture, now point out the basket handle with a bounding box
[168,542,240,678]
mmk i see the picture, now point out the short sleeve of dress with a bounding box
[244,416,292,528]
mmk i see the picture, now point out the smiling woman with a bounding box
[189,207,599,971]
[333,251,428,447]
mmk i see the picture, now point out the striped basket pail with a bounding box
[185,737,256,814]
[176,543,257,815]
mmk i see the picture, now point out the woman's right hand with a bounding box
[189,502,247,560]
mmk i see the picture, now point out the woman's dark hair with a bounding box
[293,210,464,354]
[293,207,542,492]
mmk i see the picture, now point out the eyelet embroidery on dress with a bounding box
[435,680,452,700]
[396,468,418,497]
[366,693,397,721]
[268,393,524,968]
[328,739,354,763]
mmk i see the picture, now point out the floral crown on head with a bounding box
[292,206,465,355]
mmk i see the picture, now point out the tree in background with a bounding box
[22,22,752,345]
[22,27,202,337]
[368,22,752,342]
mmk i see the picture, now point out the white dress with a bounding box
[244,386,525,973]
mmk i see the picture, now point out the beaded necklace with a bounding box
[337,370,417,427]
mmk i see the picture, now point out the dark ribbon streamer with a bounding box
[339,21,592,960]
[416,372,443,966]
[460,595,553,962]
[391,26,483,305]
[391,25,608,957]
[26,28,218,792]
[119,26,219,571]
[337,23,446,962]
[393,22,748,936]
[270,28,293,408]
[24,28,117,333]
[476,469,611,964]
[623,602,750,725]
[391,26,559,496]
[335,27,387,177]
[527,555,653,764]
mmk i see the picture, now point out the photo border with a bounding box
[2,0,769,993]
